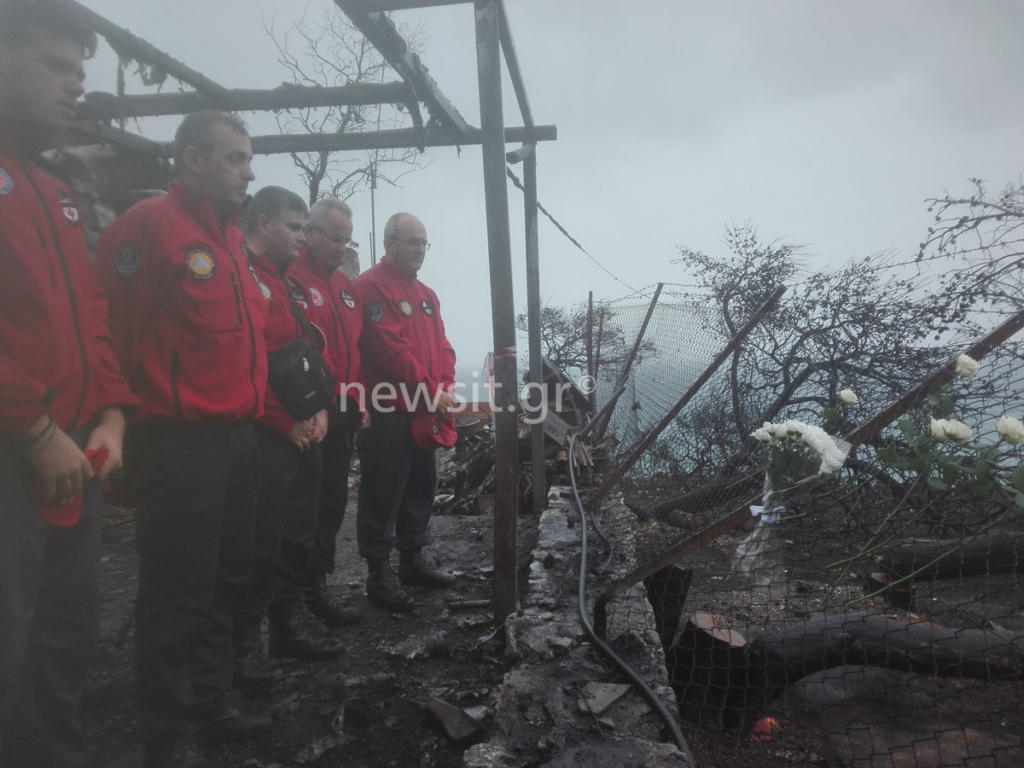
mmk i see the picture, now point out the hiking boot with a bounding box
[196,704,272,743]
[232,614,282,692]
[398,549,456,589]
[366,558,416,611]
[267,598,346,660]
[304,572,362,627]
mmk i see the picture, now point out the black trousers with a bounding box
[356,410,437,562]
[0,431,100,768]
[307,409,356,574]
[251,427,322,609]
[131,421,258,751]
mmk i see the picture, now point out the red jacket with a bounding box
[356,258,455,413]
[96,180,267,422]
[0,145,135,434]
[286,247,363,406]
[247,248,305,437]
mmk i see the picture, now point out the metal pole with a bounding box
[523,145,546,517]
[370,161,378,266]
[476,0,519,623]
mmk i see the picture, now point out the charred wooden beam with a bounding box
[56,0,228,97]
[876,529,1024,581]
[76,83,414,121]
[249,125,556,154]
[66,121,168,157]
[334,0,472,141]
[345,0,472,9]
[497,1,533,129]
[668,611,1024,730]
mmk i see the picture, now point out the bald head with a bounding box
[383,212,428,278]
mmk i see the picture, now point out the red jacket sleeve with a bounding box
[0,338,50,433]
[257,386,296,438]
[86,264,137,415]
[96,216,158,391]
[434,293,457,391]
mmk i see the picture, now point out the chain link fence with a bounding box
[583,287,1024,767]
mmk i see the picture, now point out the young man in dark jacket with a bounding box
[0,3,135,765]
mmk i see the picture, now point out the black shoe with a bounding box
[366,559,416,611]
[144,742,213,768]
[197,705,272,743]
[305,572,363,627]
[267,598,346,660]
[398,550,456,589]
[232,614,282,692]
[268,627,346,660]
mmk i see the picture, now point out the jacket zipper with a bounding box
[331,303,351,385]
[170,348,182,418]
[23,165,90,427]
[32,219,56,288]
[228,253,260,415]
[229,272,244,324]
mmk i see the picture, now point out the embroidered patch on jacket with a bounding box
[113,242,139,278]
[57,192,80,224]
[367,302,382,323]
[0,167,13,195]
[398,299,413,317]
[310,287,325,306]
[186,248,216,280]
[340,289,356,310]
[420,299,434,316]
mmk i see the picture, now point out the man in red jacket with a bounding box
[97,111,268,768]
[356,212,457,610]
[237,185,344,671]
[0,3,135,766]
[288,198,367,626]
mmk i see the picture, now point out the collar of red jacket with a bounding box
[297,244,332,279]
[168,179,241,240]
[378,255,418,284]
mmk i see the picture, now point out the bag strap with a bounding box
[284,277,320,348]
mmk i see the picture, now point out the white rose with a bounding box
[931,418,950,443]
[996,415,1024,445]
[751,424,772,442]
[955,354,979,378]
[943,418,973,443]
[839,389,859,405]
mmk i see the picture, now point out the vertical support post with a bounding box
[523,144,545,517]
[369,161,378,266]
[476,0,519,623]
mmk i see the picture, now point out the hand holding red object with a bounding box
[38,448,108,527]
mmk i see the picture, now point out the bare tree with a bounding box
[265,2,426,204]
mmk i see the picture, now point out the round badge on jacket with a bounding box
[310,287,325,306]
[0,167,13,195]
[398,299,413,317]
[186,248,216,280]
[114,242,139,278]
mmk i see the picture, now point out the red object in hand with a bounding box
[38,448,109,527]
[751,716,781,743]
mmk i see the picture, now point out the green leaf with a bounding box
[899,419,916,440]
[878,446,901,467]
[1011,465,1024,493]
[927,477,949,492]
[935,394,956,418]
[1016,491,1024,509]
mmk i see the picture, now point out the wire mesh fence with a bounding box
[584,288,1024,767]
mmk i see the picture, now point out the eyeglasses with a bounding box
[309,225,350,246]
[390,236,431,251]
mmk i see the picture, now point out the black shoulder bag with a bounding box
[266,284,337,421]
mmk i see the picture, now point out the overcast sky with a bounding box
[81,0,1024,376]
